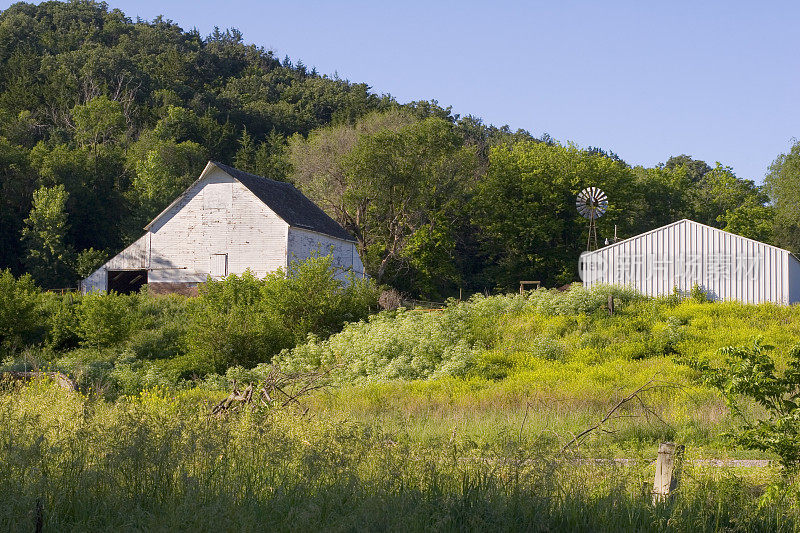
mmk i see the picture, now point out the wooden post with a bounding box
[652,442,684,503]
[607,294,614,315]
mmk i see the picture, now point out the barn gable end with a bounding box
[81,162,361,294]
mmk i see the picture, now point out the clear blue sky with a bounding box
[8,0,800,183]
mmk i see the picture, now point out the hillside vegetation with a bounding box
[2,1,797,299]
[3,272,800,529]
[4,264,800,457]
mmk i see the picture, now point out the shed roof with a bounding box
[145,161,356,243]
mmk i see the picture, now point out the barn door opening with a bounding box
[210,254,228,278]
[107,269,148,294]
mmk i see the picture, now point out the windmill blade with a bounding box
[576,186,609,220]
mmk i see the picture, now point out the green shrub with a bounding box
[0,269,44,354]
[42,292,81,350]
[127,323,186,360]
[187,256,378,373]
[277,309,480,381]
[691,339,800,473]
[77,292,137,348]
[266,255,379,342]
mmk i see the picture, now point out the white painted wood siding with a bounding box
[80,234,149,293]
[287,227,365,280]
[147,168,289,283]
[82,164,367,293]
[582,219,800,305]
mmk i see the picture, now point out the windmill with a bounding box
[576,187,608,251]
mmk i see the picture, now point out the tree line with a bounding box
[0,1,797,299]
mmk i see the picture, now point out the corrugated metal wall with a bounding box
[582,219,797,304]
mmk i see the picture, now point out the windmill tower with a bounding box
[576,187,608,251]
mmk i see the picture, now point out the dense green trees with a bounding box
[21,184,73,287]
[764,140,800,253]
[0,1,789,298]
[0,1,391,288]
[475,142,635,288]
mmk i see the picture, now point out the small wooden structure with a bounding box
[652,442,684,503]
[519,280,541,294]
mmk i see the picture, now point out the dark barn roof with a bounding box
[212,162,356,242]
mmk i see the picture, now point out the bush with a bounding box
[189,282,292,372]
[277,287,645,382]
[77,292,137,348]
[267,255,379,343]
[127,323,186,360]
[42,292,82,350]
[277,306,482,382]
[0,269,44,354]
[691,339,800,473]
[188,256,378,373]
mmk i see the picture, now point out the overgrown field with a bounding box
[3,266,800,530]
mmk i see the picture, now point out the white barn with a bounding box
[82,161,365,295]
[580,219,800,304]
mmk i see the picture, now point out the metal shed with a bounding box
[580,219,800,304]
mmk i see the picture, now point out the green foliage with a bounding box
[77,291,136,348]
[718,197,776,243]
[21,184,74,287]
[690,283,711,303]
[764,140,800,252]
[690,163,765,228]
[41,292,81,350]
[277,285,643,381]
[188,255,378,373]
[74,247,108,278]
[475,141,635,289]
[189,271,292,373]
[291,112,476,296]
[234,128,290,181]
[71,95,125,148]
[125,136,207,233]
[692,339,800,473]
[127,324,186,361]
[0,269,43,354]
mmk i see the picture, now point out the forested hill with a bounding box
[1,0,797,298]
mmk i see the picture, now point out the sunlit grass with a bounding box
[1,380,798,531]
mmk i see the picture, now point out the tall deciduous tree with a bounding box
[764,141,800,253]
[71,95,125,149]
[126,137,207,237]
[21,184,74,287]
[475,142,636,289]
[291,111,477,296]
[690,164,766,228]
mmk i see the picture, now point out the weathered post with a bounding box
[652,442,684,503]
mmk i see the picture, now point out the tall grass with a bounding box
[1,380,797,532]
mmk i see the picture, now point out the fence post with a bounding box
[652,442,684,504]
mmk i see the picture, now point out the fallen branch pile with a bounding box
[1,371,77,392]
[210,366,333,417]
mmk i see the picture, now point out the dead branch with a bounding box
[561,377,678,453]
[210,366,334,417]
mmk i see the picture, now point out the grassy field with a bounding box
[3,284,800,530]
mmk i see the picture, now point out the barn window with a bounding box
[210,254,228,278]
[107,269,148,294]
